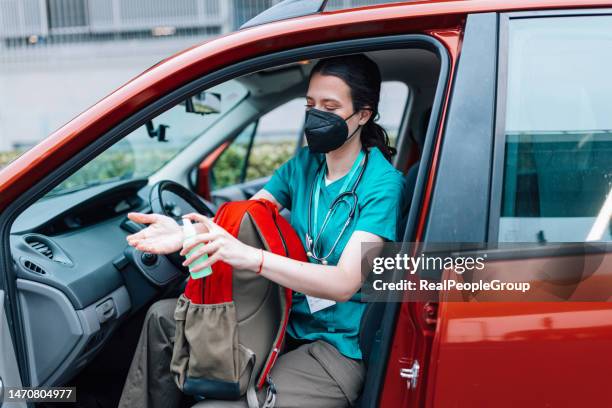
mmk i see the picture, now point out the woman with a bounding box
[119,54,407,408]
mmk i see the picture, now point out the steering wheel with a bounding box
[148,180,217,272]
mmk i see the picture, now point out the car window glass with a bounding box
[498,15,612,242]
[245,98,305,182]
[212,98,304,189]
[379,81,409,147]
[210,123,255,190]
[42,80,248,198]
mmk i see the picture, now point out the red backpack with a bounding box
[170,198,306,406]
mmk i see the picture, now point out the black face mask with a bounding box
[304,108,360,153]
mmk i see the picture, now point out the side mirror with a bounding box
[182,92,222,115]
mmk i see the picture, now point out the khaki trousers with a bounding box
[118,298,366,408]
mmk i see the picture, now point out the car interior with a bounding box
[8,46,441,407]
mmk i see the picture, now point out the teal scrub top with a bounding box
[263,145,407,360]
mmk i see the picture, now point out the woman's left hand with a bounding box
[179,213,260,273]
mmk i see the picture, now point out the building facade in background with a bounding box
[0,0,396,150]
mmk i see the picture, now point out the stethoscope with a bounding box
[305,149,369,265]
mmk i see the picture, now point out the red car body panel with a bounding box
[430,302,612,407]
[426,252,612,407]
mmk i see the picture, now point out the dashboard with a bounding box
[9,179,187,387]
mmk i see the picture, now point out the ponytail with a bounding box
[360,112,396,162]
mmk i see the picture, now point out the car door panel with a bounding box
[428,9,612,408]
[435,301,612,407]
[1,290,27,408]
[434,243,612,407]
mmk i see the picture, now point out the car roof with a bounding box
[313,0,612,18]
[272,0,612,21]
[168,0,612,65]
[322,0,612,13]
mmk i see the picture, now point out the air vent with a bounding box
[22,234,72,265]
[27,239,54,260]
[23,260,47,275]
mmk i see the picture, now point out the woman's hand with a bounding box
[179,213,261,273]
[125,212,186,255]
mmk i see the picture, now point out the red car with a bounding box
[1,0,611,407]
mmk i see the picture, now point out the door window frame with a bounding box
[488,8,612,243]
[423,12,498,244]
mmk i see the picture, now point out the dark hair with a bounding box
[309,54,396,162]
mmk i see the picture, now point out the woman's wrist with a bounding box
[245,245,263,273]
[256,249,264,275]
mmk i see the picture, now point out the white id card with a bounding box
[306,295,336,314]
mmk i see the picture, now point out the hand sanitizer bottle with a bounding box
[182,217,213,279]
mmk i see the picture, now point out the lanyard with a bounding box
[311,149,365,247]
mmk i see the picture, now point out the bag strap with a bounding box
[243,349,258,408]
[247,373,276,408]
[244,341,276,408]
[263,377,277,408]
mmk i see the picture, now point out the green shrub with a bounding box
[212,140,295,189]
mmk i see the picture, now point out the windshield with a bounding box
[44,80,247,198]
